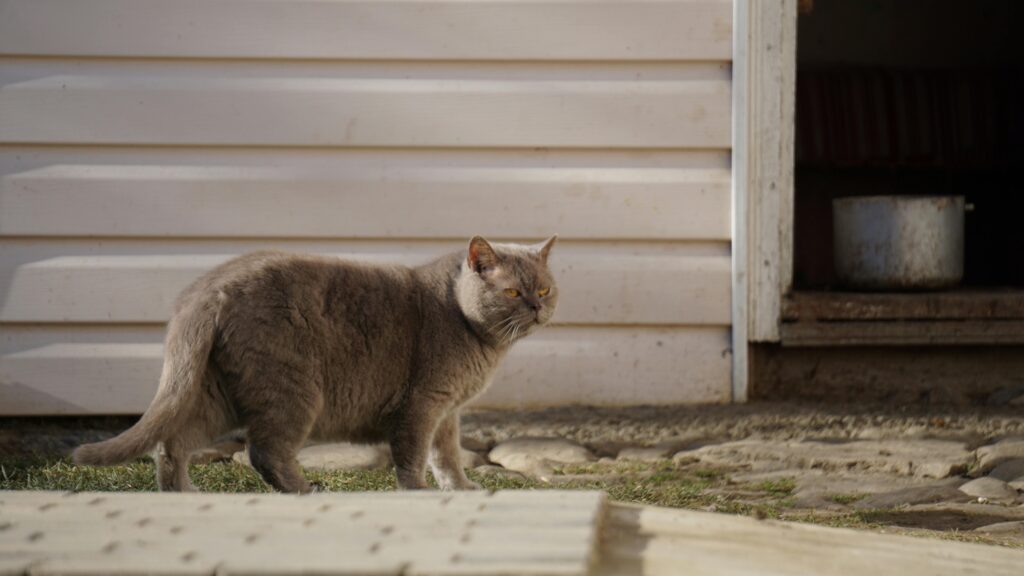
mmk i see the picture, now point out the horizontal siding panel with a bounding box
[0,165,731,240]
[0,326,732,414]
[0,239,731,269]
[0,76,731,148]
[0,252,731,325]
[0,147,731,172]
[0,59,731,84]
[0,0,732,61]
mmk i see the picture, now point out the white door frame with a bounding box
[731,0,799,401]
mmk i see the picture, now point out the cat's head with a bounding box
[456,235,559,345]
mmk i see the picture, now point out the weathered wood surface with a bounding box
[3,492,1023,576]
[0,490,605,576]
[0,164,731,240]
[0,326,734,414]
[0,253,731,326]
[0,0,737,412]
[0,0,733,61]
[0,76,730,148]
[751,345,1024,404]
[783,290,1024,322]
[597,504,1024,576]
[739,0,799,344]
[780,320,1024,347]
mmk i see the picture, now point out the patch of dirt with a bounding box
[462,402,1024,449]
[861,510,1014,532]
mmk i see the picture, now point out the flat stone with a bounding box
[988,386,1024,406]
[959,477,1018,502]
[190,439,245,465]
[472,465,528,481]
[987,458,1024,482]
[767,471,955,510]
[488,437,595,477]
[234,442,391,471]
[675,439,972,479]
[460,436,493,453]
[974,520,1024,534]
[853,484,972,510]
[586,440,631,458]
[617,446,674,462]
[460,448,487,469]
[904,501,1024,520]
[618,437,702,462]
[976,440,1024,475]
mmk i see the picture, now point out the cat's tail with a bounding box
[73,298,218,466]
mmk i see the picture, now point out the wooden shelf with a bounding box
[781,289,1024,346]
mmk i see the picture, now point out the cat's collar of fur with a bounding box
[454,259,506,348]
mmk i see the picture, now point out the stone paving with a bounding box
[6,403,1024,552]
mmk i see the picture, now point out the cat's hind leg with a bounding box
[245,390,321,494]
[156,397,236,492]
[155,438,197,492]
[247,425,316,494]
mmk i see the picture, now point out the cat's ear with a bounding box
[467,236,500,273]
[535,235,558,263]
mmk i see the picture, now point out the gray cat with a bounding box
[73,236,558,493]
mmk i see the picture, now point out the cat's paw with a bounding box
[457,480,483,491]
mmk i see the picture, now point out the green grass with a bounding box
[0,459,398,493]
[0,458,726,508]
[756,477,796,497]
[3,459,1021,549]
[829,493,867,505]
[0,459,802,516]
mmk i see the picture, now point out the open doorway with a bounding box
[784,0,1024,343]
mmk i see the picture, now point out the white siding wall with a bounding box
[0,0,734,414]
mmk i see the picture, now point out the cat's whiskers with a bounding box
[504,320,523,344]
[503,312,532,344]
[494,315,518,342]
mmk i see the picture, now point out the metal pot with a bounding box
[832,195,965,290]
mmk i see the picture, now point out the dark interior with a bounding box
[793,0,1024,289]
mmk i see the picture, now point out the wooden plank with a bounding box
[779,320,1024,347]
[0,491,603,576]
[782,290,1024,322]
[0,0,732,61]
[741,0,798,343]
[729,0,751,402]
[598,504,1024,576]
[0,326,732,414]
[0,146,731,172]
[0,75,731,148]
[0,164,731,241]
[753,346,1024,404]
[0,252,731,325]
[0,59,730,88]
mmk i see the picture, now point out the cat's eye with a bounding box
[538,287,551,297]
[504,288,520,298]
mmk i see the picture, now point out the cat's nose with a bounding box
[527,299,542,312]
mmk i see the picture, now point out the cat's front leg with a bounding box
[429,412,481,491]
[389,398,447,490]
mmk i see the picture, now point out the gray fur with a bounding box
[73,236,558,492]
